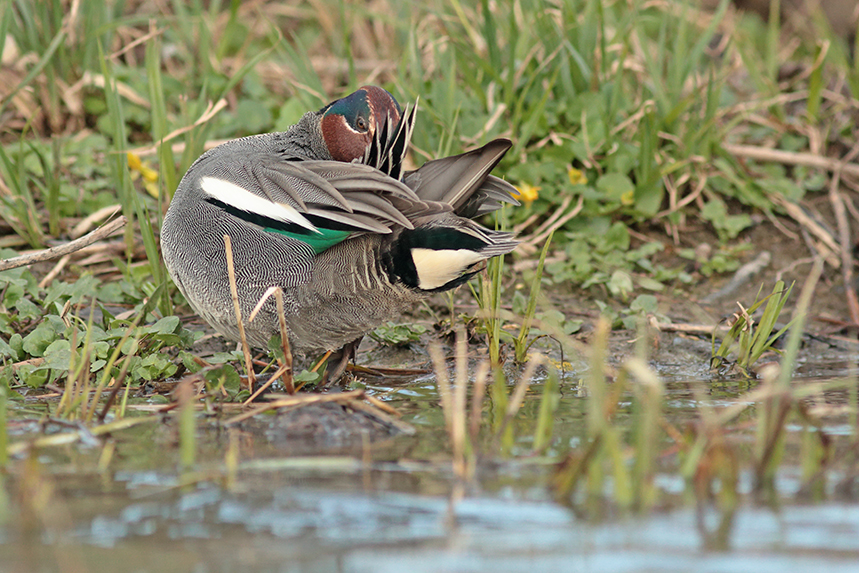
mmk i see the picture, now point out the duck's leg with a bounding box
[325,336,363,382]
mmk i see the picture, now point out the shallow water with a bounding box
[3,466,859,573]
[4,475,859,573]
[2,342,859,573]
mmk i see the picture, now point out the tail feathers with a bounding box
[455,175,521,218]
[386,222,519,292]
[403,139,519,216]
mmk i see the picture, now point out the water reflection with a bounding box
[4,474,859,573]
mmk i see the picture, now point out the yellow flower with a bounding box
[621,190,635,205]
[127,152,160,198]
[513,182,540,204]
[549,358,575,370]
[568,167,588,185]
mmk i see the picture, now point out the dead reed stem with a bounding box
[0,216,127,272]
[223,234,256,391]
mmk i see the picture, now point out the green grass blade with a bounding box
[777,260,823,389]
[533,367,560,453]
[516,231,553,362]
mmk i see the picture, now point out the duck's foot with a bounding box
[324,336,363,382]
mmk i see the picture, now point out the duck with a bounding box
[160,86,519,378]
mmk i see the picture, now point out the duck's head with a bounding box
[320,86,402,162]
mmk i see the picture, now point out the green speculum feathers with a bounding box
[263,227,352,255]
[206,196,354,254]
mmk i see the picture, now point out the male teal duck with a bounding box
[160,86,519,377]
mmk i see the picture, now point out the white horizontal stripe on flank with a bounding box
[411,248,484,290]
[200,176,318,233]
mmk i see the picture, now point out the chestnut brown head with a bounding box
[320,86,402,162]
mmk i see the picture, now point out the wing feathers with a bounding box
[305,209,395,234]
[257,161,351,211]
[199,110,517,255]
[202,159,421,237]
[404,139,518,214]
[200,176,318,233]
[340,192,415,229]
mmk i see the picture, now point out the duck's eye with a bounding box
[355,116,369,132]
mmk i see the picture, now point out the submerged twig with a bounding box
[222,389,411,435]
[6,415,160,457]
[224,390,365,426]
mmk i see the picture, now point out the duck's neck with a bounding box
[267,111,334,160]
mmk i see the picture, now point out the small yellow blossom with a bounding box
[620,190,635,205]
[513,182,540,204]
[127,152,160,198]
[568,167,588,185]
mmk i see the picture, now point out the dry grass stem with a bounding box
[523,195,584,250]
[463,102,508,145]
[70,205,122,238]
[130,98,228,156]
[223,389,410,433]
[428,343,452,432]
[242,363,291,405]
[223,234,256,391]
[107,23,164,61]
[37,254,70,288]
[363,393,400,417]
[248,286,294,394]
[657,323,728,335]
[656,174,707,219]
[248,286,279,322]
[310,350,332,373]
[496,354,544,438]
[469,361,490,441]
[68,70,150,108]
[274,288,294,394]
[827,142,859,324]
[224,389,365,425]
[768,195,840,267]
[452,329,468,477]
[724,143,859,179]
[513,195,572,236]
[346,399,415,435]
[0,216,127,272]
